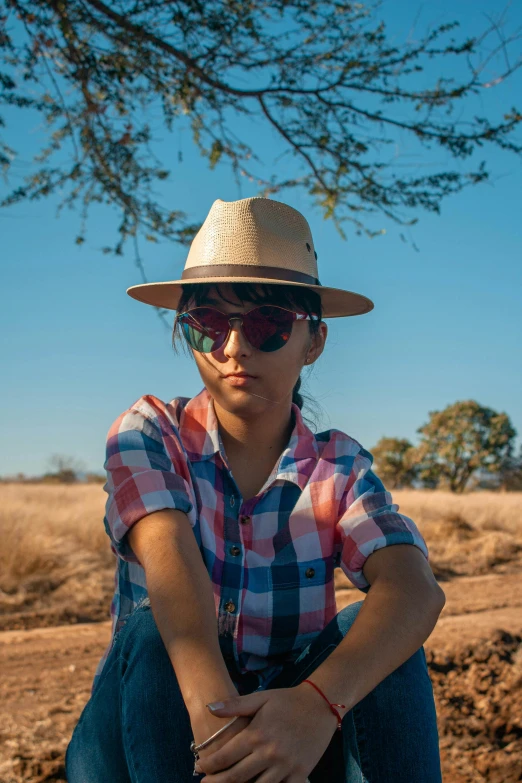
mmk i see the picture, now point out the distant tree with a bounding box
[1,1,521,327]
[370,437,418,489]
[465,467,503,491]
[409,400,517,493]
[85,471,106,483]
[44,453,86,483]
[0,472,27,482]
[496,443,522,491]
[41,472,73,484]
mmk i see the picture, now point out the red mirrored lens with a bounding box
[241,306,295,352]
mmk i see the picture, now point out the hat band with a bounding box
[181,264,320,286]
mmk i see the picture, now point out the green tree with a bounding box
[496,443,522,491]
[409,400,517,493]
[85,471,106,483]
[370,437,418,489]
[44,453,85,483]
[1,1,521,321]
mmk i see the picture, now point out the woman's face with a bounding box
[186,284,327,417]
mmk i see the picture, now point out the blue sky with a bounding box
[1,0,521,477]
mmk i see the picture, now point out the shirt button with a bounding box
[224,601,236,613]
[240,516,251,524]
[230,496,235,507]
[305,568,315,579]
[230,546,241,556]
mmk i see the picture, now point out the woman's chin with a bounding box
[215,386,274,415]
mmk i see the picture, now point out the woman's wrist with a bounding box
[175,661,238,715]
[189,682,238,713]
[187,679,239,731]
[190,709,249,753]
[295,680,344,730]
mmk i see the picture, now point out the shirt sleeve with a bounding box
[336,446,429,593]
[102,404,194,565]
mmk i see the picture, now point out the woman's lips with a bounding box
[223,374,257,387]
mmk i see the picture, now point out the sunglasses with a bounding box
[177,305,320,354]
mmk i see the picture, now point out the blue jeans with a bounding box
[65,598,442,782]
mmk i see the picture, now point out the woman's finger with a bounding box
[245,765,292,783]
[197,727,259,775]
[207,690,271,718]
[200,750,268,783]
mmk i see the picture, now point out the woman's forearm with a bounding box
[130,509,238,717]
[299,578,445,715]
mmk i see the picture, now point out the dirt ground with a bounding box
[1,570,521,783]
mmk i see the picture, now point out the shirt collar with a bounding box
[178,386,318,491]
[178,387,222,460]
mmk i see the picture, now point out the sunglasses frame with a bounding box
[177,304,320,354]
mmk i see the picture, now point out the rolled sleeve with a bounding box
[103,407,194,564]
[336,447,429,592]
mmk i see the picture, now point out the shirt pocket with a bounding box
[269,555,335,589]
[268,556,336,652]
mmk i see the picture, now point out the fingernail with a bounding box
[194,763,203,773]
[206,701,224,711]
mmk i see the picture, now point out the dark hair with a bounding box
[171,282,323,415]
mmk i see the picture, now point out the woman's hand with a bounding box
[191,712,252,774]
[193,684,339,782]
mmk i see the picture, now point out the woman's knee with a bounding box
[119,604,167,664]
[118,606,169,681]
[395,643,432,688]
[336,599,365,637]
[119,606,186,704]
[336,601,431,684]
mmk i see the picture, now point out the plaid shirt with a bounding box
[92,387,429,695]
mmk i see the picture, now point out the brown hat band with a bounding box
[181,264,321,286]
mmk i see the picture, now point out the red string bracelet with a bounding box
[301,679,346,731]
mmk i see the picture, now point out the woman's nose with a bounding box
[223,320,252,359]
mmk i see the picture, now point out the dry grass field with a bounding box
[1,484,521,782]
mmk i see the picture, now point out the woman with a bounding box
[65,196,445,783]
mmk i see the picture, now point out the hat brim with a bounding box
[126,278,374,318]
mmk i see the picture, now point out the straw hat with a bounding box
[126,196,374,318]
